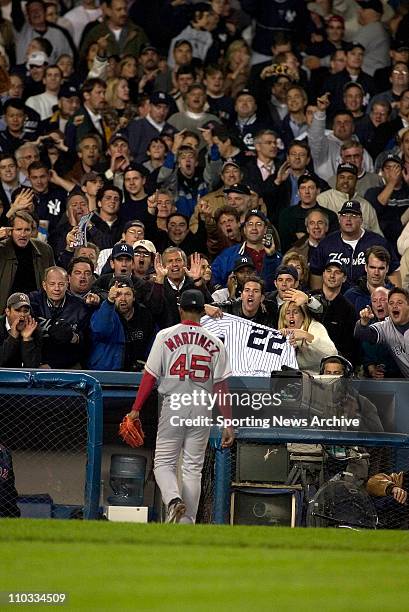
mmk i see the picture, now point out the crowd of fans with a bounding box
[1,0,409,379]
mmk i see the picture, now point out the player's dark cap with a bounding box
[244,208,268,224]
[7,292,30,309]
[382,153,403,168]
[274,265,298,281]
[179,289,205,310]
[149,91,172,106]
[339,200,362,216]
[297,173,320,188]
[324,258,347,274]
[109,132,128,146]
[58,83,78,99]
[356,0,383,14]
[337,162,358,176]
[111,243,134,259]
[109,275,133,289]
[223,183,251,196]
[233,255,256,272]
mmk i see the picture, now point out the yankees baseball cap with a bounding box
[337,162,358,176]
[244,208,268,224]
[274,265,298,281]
[124,163,149,177]
[235,88,256,101]
[109,132,129,146]
[233,255,256,272]
[174,39,192,49]
[357,0,383,14]
[150,91,172,106]
[109,275,134,289]
[339,200,362,216]
[179,289,205,310]
[382,153,403,168]
[58,83,78,99]
[324,258,347,274]
[7,292,31,309]
[111,243,134,259]
[223,183,251,196]
[133,239,156,254]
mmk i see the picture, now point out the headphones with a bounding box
[319,355,353,377]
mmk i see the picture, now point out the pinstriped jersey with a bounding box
[145,321,231,395]
[201,313,298,376]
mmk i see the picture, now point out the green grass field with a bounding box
[1,520,409,611]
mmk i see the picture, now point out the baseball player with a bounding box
[128,289,234,524]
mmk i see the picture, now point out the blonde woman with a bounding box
[104,77,138,130]
[278,301,337,374]
[223,40,251,98]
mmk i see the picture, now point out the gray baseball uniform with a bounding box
[147,321,231,523]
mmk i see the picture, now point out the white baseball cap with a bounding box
[133,239,156,254]
[27,51,49,67]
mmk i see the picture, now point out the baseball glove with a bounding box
[118,415,144,448]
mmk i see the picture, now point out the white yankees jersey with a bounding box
[201,313,298,376]
[145,321,231,395]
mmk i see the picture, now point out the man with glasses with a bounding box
[327,142,382,197]
[15,144,40,187]
[368,62,409,119]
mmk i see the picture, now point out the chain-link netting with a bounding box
[198,440,409,529]
[0,390,88,518]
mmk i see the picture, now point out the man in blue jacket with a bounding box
[89,276,155,371]
[211,208,281,290]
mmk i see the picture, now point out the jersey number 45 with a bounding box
[169,354,211,382]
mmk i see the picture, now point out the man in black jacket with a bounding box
[0,292,41,367]
[29,266,90,368]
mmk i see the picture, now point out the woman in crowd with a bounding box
[278,301,337,374]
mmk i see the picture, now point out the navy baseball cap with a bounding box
[233,255,256,272]
[111,243,134,259]
[179,289,205,310]
[274,265,298,281]
[339,200,362,216]
[58,83,79,99]
[337,162,358,176]
[140,43,159,54]
[109,132,128,146]
[244,208,268,224]
[347,41,366,52]
[382,154,403,168]
[150,91,172,106]
[324,258,347,274]
[224,183,251,196]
